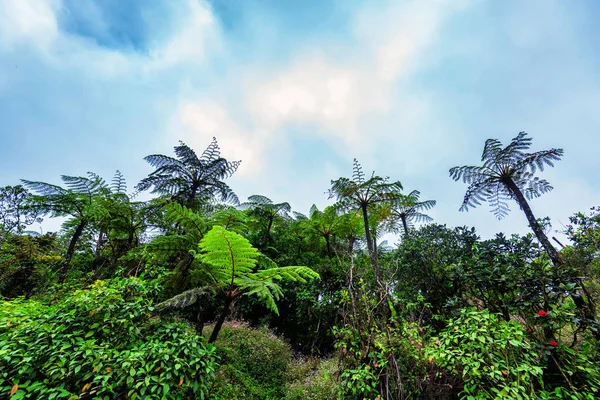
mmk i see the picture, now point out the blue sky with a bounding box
[0,0,599,242]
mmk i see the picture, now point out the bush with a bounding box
[207,321,293,399]
[0,278,217,399]
[284,357,338,400]
[428,308,543,399]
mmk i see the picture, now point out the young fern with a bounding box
[194,226,319,342]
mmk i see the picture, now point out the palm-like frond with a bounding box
[110,170,128,194]
[136,139,240,206]
[450,131,563,220]
[238,266,320,314]
[155,286,214,311]
[210,207,248,232]
[198,226,259,285]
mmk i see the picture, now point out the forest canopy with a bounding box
[1,133,599,399]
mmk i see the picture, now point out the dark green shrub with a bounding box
[207,321,292,399]
[0,278,217,399]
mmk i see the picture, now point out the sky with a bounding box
[0,0,599,243]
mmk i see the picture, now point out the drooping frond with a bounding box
[155,286,214,311]
[293,211,308,221]
[246,195,273,205]
[198,226,259,285]
[514,148,564,174]
[238,266,320,314]
[142,154,185,170]
[21,180,68,197]
[61,173,108,196]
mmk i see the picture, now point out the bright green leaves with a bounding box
[196,226,319,315]
[199,226,260,284]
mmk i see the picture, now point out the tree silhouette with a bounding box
[137,138,240,208]
[449,132,563,264]
[241,195,291,247]
[328,159,402,287]
[22,173,111,282]
[389,190,436,238]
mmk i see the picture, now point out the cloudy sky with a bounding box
[0,0,598,242]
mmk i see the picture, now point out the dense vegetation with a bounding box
[1,133,598,399]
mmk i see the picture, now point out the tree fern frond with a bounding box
[198,226,259,285]
[210,207,248,232]
[199,137,221,162]
[155,286,214,311]
[111,170,127,194]
[143,154,185,170]
[21,180,68,196]
[352,158,365,184]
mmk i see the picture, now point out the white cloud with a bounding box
[177,101,264,177]
[176,0,470,179]
[0,0,220,78]
[0,0,59,52]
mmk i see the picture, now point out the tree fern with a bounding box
[188,226,319,342]
[449,131,563,264]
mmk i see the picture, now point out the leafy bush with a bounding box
[207,321,293,399]
[0,278,217,399]
[428,308,543,399]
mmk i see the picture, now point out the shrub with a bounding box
[428,308,543,399]
[0,278,217,399]
[207,321,292,399]
[284,357,338,400]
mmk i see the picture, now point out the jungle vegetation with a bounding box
[1,132,598,399]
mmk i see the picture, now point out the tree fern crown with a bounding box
[449,132,563,219]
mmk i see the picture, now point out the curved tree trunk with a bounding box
[209,295,234,343]
[60,219,87,283]
[361,203,382,288]
[263,216,274,247]
[504,178,561,265]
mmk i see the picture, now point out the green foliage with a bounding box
[428,308,543,399]
[284,358,338,400]
[0,278,217,399]
[197,226,319,314]
[207,322,293,400]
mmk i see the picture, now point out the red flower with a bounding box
[537,310,548,317]
[526,329,532,334]
[549,340,558,347]
[374,362,379,368]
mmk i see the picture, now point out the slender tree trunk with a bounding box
[209,296,234,343]
[263,216,274,247]
[401,214,410,239]
[186,184,199,208]
[361,203,382,288]
[60,219,87,283]
[504,178,561,264]
[324,233,332,258]
[95,230,104,258]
